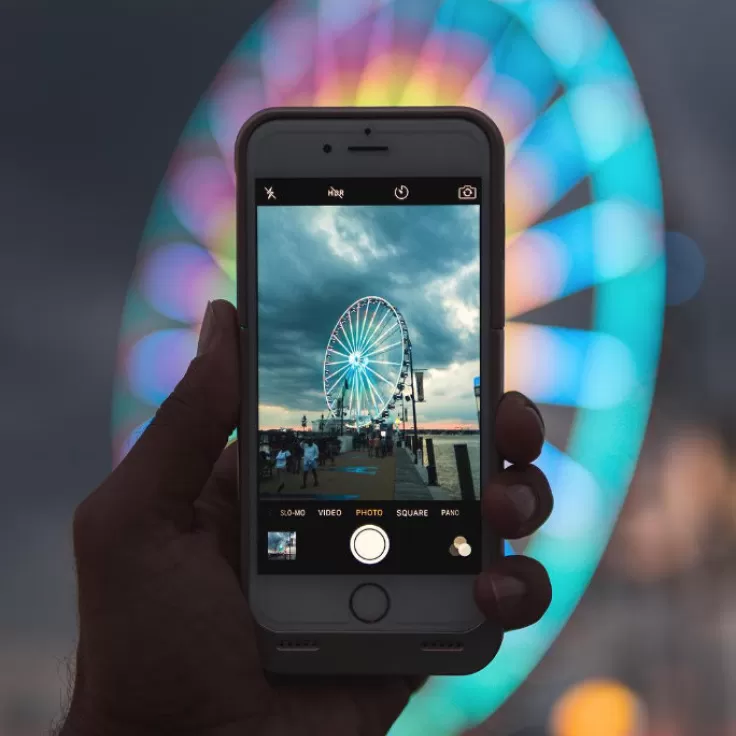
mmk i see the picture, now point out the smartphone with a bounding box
[236,107,504,675]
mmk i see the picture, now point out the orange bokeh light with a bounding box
[550,679,644,736]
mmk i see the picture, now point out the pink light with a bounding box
[168,156,235,244]
[140,242,232,324]
[506,230,568,318]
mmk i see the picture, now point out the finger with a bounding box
[475,555,552,631]
[112,300,240,516]
[495,391,545,465]
[483,464,553,539]
[194,441,239,569]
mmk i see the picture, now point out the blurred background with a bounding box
[1,0,734,734]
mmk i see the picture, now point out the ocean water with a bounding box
[423,435,481,501]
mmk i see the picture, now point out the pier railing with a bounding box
[416,436,476,501]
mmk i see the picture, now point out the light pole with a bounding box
[473,376,480,429]
[339,377,349,436]
[407,339,420,464]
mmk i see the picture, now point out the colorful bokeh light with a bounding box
[550,679,646,736]
[111,0,665,733]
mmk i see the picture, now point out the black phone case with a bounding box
[236,106,505,675]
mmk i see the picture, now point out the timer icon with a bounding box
[394,184,409,200]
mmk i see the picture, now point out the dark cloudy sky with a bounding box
[257,204,481,428]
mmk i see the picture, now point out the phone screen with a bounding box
[255,177,482,574]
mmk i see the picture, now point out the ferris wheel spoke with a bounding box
[365,364,395,387]
[360,373,373,420]
[360,369,371,410]
[326,348,352,361]
[354,381,361,422]
[360,306,392,353]
[327,361,352,383]
[325,363,352,393]
[347,310,360,354]
[355,300,371,354]
[345,374,354,413]
[363,334,398,362]
[352,370,368,421]
[364,339,403,359]
[360,300,381,353]
[367,321,399,353]
[370,318,400,346]
[338,320,356,354]
[362,371,382,417]
[360,300,371,349]
[339,318,357,354]
[365,314,398,354]
[355,304,362,358]
[331,332,353,357]
[363,372,386,415]
[359,300,384,353]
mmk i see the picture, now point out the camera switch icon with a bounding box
[458,185,477,200]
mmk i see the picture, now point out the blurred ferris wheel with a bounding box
[323,296,410,429]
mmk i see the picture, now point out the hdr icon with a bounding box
[328,186,344,199]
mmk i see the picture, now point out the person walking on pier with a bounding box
[372,435,381,458]
[301,437,320,489]
[274,445,291,493]
[290,437,302,474]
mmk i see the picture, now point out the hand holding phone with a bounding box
[63,297,552,735]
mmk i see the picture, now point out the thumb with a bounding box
[115,299,240,515]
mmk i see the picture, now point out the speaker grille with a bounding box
[276,639,320,652]
[347,145,389,152]
[420,641,465,652]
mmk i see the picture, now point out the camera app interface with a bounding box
[256,178,482,574]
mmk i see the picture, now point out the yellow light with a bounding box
[550,679,644,736]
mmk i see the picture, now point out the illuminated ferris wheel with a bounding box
[323,296,410,429]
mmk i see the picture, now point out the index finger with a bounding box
[495,391,545,465]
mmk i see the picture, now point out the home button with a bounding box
[349,583,390,623]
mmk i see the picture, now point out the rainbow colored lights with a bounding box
[111,0,665,733]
